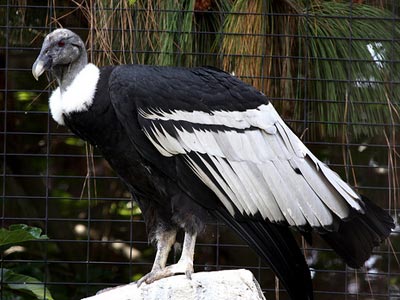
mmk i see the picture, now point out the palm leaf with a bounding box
[297,1,400,138]
[219,0,400,139]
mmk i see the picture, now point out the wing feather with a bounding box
[212,156,256,216]
[175,127,207,153]
[142,127,173,157]
[139,102,361,228]
[192,129,224,156]
[228,160,273,220]
[185,155,237,216]
[257,160,304,226]
[275,158,332,227]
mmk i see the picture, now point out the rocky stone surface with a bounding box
[82,269,266,300]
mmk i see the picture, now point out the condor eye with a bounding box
[58,41,65,47]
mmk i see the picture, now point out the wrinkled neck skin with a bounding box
[52,53,88,92]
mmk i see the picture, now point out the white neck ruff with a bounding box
[49,63,100,125]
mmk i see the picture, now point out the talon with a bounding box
[137,269,174,287]
[137,262,194,287]
[185,270,193,280]
[137,276,147,287]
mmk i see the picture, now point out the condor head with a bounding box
[32,28,87,89]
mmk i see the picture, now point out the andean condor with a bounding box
[32,29,394,300]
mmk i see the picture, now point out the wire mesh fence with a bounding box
[1,1,399,299]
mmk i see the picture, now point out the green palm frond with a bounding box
[297,1,400,138]
[219,0,400,139]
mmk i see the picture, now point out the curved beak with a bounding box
[32,50,52,81]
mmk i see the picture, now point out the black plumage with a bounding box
[32,29,394,300]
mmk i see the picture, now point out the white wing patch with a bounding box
[140,103,362,228]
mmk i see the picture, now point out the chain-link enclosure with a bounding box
[1,1,399,299]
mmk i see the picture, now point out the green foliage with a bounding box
[15,91,36,102]
[0,224,48,249]
[220,0,400,139]
[156,0,195,66]
[296,1,400,138]
[110,201,142,217]
[1,225,53,300]
[64,137,85,147]
[0,269,54,300]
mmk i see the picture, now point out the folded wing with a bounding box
[138,102,363,229]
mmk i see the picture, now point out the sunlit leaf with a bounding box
[1,268,54,300]
[15,91,36,102]
[64,137,85,146]
[0,225,48,249]
[118,201,142,216]
[131,273,143,282]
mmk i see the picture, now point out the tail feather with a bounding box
[216,210,313,300]
[321,196,394,268]
[214,196,393,298]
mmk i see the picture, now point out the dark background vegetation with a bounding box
[0,0,399,299]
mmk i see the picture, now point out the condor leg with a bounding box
[137,229,177,286]
[137,231,197,286]
[166,231,197,279]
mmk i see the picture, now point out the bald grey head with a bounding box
[32,28,88,91]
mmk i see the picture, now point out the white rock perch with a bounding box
[82,269,266,300]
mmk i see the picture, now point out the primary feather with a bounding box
[32,29,394,300]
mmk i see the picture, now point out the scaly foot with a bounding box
[137,260,194,287]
